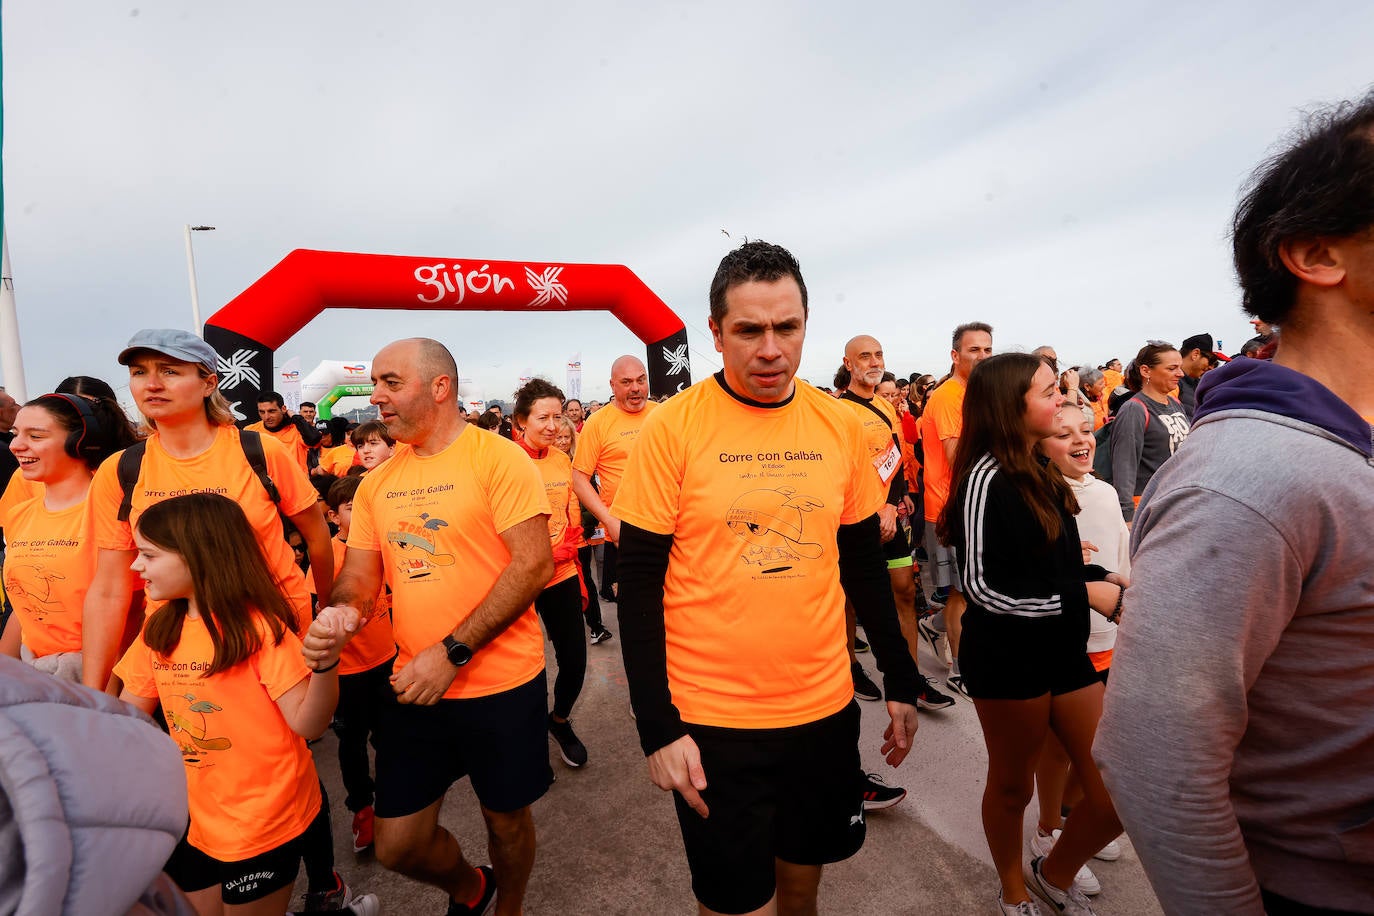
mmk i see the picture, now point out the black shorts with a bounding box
[373,670,551,817]
[881,519,912,567]
[958,605,1099,701]
[164,825,307,903]
[675,702,866,915]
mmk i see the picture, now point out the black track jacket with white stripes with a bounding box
[948,453,1106,620]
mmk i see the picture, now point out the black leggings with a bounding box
[579,545,604,631]
[333,657,394,813]
[535,576,586,720]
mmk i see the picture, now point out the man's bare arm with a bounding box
[452,514,553,650]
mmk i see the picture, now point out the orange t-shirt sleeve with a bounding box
[929,390,962,442]
[0,474,37,527]
[839,412,873,525]
[254,627,312,702]
[88,451,136,551]
[113,637,157,699]
[611,411,679,536]
[570,415,603,479]
[483,443,552,534]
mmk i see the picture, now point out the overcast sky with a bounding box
[4,1,1372,408]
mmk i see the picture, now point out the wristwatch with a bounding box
[441,635,474,668]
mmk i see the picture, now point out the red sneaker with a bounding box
[352,805,375,852]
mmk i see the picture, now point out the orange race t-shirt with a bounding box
[570,399,658,512]
[114,615,321,861]
[3,495,102,657]
[332,536,396,675]
[349,425,550,700]
[921,376,966,523]
[318,444,357,477]
[614,376,871,730]
[529,447,581,588]
[245,420,310,472]
[87,426,321,632]
[835,392,901,517]
[0,473,40,527]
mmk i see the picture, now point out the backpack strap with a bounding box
[116,441,149,523]
[239,430,281,506]
[116,432,280,524]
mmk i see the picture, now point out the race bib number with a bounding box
[874,441,901,485]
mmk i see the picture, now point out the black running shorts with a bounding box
[164,824,308,903]
[958,605,1099,701]
[673,702,866,915]
[373,671,551,817]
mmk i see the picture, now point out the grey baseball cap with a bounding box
[117,329,218,371]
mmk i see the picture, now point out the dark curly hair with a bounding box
[512,378,566,422]
[1233,91,1374,323]
[708,240,808,325]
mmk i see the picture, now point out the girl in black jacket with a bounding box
[939,353,1126,916]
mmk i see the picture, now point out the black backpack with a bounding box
[116,430,281,522]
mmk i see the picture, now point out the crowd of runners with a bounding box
[0,94,1371,916]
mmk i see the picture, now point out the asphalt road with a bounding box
[297,596,1164,915]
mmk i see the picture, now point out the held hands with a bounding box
[647,734,709,818]
[302,605,360,670]
[390,642,461,706]
[881,701,919,767]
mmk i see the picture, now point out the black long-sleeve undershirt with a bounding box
[618,512,922,758]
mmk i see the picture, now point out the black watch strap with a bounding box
[442,635,473,667]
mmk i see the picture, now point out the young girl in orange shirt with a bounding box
[115,492,377,916]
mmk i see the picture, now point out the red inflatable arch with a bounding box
[204,249,691,418]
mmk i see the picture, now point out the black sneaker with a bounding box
[589,626,614,645]
[859,772,907,810]
[446,865,497,916]
[854,635,870,653]
[916,678,956,710]
[928,586,949,609]
[946,673,971,699]
[548,715,588,767]
[851,662,882,702]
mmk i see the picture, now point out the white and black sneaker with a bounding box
[588,626,613,645]
[1025,856,1097,915]
[916,677,956,710]
[859,772,906,810]
[998,895,1044,916]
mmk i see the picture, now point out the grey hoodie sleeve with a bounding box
[1109,401,1146,521]
[1094,484,1297,916]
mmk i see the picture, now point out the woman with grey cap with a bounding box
[79,329,366,912]
[80,329,334,694]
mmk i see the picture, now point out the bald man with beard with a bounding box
[837,336,955,714]
[572,356,658,608]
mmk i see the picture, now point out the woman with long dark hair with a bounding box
[939,353,1126,916]
[0,390,138,677]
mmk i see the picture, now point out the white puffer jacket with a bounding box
[0,657,191,915]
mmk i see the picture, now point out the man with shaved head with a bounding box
[572,355,658,625]
[838,335,955,719]
[306,337,554,915]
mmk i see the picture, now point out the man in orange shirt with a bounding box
[838,334,955,713]
[917,322,992,699]
[308,338,553,916]
[245,391,322,473]
[615,241,921,916]
[571,355,658,605]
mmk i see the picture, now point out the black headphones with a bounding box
[40,393,104,462]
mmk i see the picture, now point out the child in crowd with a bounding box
[324,475,397,853]
[1030,406,1131,896]
[114,492,376,916]
[350,420,395,472]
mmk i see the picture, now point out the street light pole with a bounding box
[184,224,215,337]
